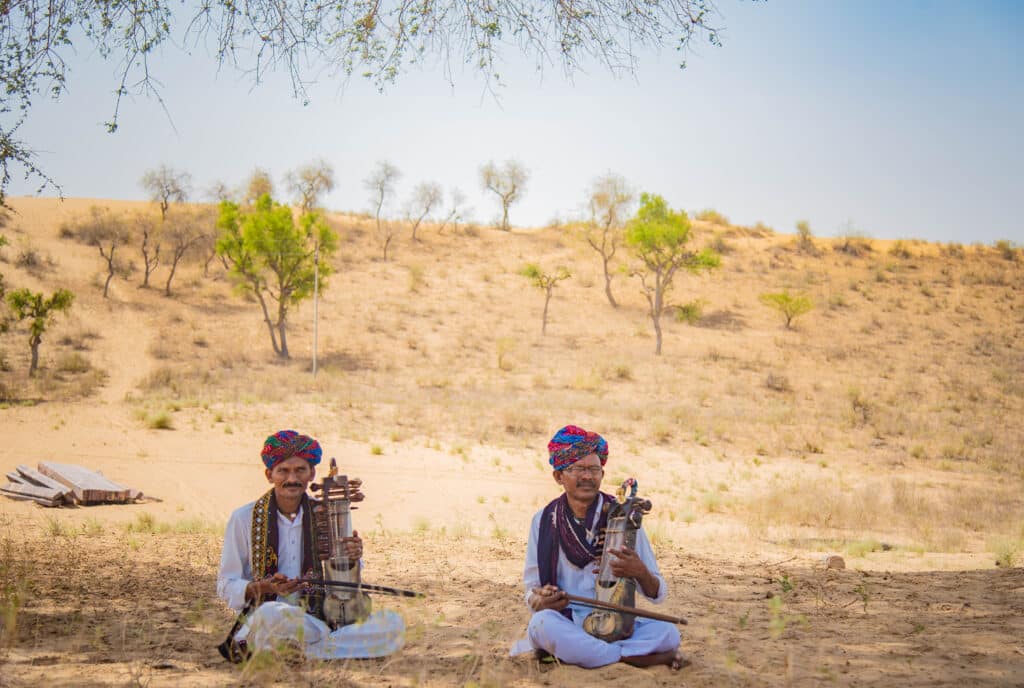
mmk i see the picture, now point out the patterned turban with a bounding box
[547,425,608,471]
[261,430,322,469]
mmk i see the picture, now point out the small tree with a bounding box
[141,165,192,221]
[6,288,74,376]
[163,207,213,296]
[795,220,818,255]
[585,173,633,308]
[480,160,528,231]
[216,194,338,358]
[519,263,571,335]
[760,291,813,329]
[626,193,720,355]
[75,207,132,298]
[286,160,335,215]
[244,168,275,206]
[133,212,161,288]
[438,188,466,235]
[364,161,401,260]
[407,181,443,241]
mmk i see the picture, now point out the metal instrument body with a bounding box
[582,478,652,642]
[309,459,371,629]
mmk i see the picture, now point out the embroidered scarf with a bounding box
[250,489,318,605]
[536,492,614,619]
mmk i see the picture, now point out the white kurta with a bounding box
[217,499,405,659]
[509,504,680,668]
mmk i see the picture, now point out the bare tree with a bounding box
[585,173,634,308]
[285,160,335,215]
[163,207,213,296]
[480,160,529,231]
[133,212,161,288]
[74,208,132,298]
[519,264,571,335]
[244,168,275,206]
[438,188,466,235]
[141,165,192,221]
[406,181,443,241]
[364,161,401,260]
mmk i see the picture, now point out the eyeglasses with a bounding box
[564,465,604,477]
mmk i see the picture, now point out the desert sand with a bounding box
[1,196,1022,686]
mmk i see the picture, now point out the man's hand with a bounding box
[608,546,648,579]
[342,530,363,560]
[530,584,569,612]
[248,572,304,599]
[608,546,660,599]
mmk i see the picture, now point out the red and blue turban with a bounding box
[548,425,608,471]
[261,430,322,469]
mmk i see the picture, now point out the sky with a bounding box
[7,0,1024,244]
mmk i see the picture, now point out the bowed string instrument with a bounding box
[575,478,687,641]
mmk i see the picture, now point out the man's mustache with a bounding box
[282,482,305,489]
[576,481,597,488]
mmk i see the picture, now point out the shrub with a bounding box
[146,412,173,430]
[695,208,729,226]
[833,234,873,257]
[994,239,1018,261]
[675,299,706,324]
[889,241,912,259]
[759,291,813,329]
[764,373,792,393]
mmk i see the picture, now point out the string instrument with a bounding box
[583,478,652,642]
[308,458,372,629]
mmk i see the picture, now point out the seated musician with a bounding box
[216,430,405,660]
[510,425,685,669]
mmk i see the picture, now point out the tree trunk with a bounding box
[602,255,617,308]
[500,202,510,231]
[252,284,280,356]
[28,337,40,376]
[653,311,663,355]
[277,303,289,359]
[164,256,179,296]
[653,274,664,355]
[103,268,114,298]
[383,235,392,261]
[542,289,552,335]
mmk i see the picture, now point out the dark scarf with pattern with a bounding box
[537,491,614,620]
[250,488,319,605]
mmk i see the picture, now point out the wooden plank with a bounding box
[17,465,70,496]
[0,491,61,507]
[6,472,27,485]
[37,462,131,504]
[1,482,62,507]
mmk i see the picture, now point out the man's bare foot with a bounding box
[621,647,689,669]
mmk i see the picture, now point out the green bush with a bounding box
[759,291,813,329]
[675,299,706,324]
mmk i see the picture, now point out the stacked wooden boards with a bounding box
[2,462,141,507]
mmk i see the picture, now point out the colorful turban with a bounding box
[261,430,322,469]
[548,425,608,471]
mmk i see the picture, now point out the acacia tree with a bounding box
[286,160,335,215]
[584,173,633,308]
[760,291,813,329]
[438,188,466,235]
[133,212,161,288]
[626,193,720,355]
[364,161,401,260]
[1,1,724,204]
[163,207,213,296]
[244,168,275,206]
[141,165,191,221]
[6,288,74,376]
[74,208,132,298]
[519,264,571,335]
[480,160,528,231]
[216,194,338,359]
[406,181,442,241]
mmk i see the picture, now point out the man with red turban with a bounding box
[510,425,685,669]
[216,430,405,660]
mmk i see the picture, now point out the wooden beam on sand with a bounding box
[37,462,131,505]
[16,465,73,504]
[1,482,62,507]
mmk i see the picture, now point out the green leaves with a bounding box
[6,287,74,340]
[759,290,814,329]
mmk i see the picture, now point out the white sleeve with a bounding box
[522,511,542,609]
[217,506,253,611]
[634,527,668,604]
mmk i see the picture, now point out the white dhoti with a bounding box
[235,601,406,659]
[512,609,680,668]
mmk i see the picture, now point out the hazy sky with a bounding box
[9,0,1023,244]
